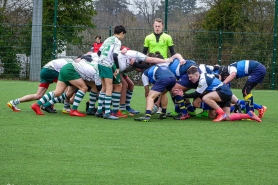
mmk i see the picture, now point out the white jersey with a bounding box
[98,36,121,67]
[43,58,73,72]
[156,62,170,67]
[72,60,101,85]
[118,50,148,72]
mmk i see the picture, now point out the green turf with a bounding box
[0,80,277,184]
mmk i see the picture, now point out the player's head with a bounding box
[121,46,130,50]
[134,61,153,72]
[218,65,229,81]
[114,25,127,40]
[153,18,163,34]
[187,66,200,83]
[148,51,164,59]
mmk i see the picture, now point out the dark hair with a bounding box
[77,55,83,59]
[148,51,164,59]
[218,66,229,79]
[133,61,153,71]
[187,66,199,75]
[147,53,156,57]
[95,35,101,39]
[114,25,127,34]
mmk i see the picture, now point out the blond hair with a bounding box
[154,18,163,25]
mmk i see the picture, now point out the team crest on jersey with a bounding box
[198,84,202,88]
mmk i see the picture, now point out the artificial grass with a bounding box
[0,80,277,184]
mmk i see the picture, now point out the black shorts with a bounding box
[216,90,232,108]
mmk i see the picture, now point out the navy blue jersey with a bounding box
[142,65,175,86]
[229,60,260,78]
[169,58,197,78]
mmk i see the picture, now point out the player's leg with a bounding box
[242,80,257,112]
[85,81,98,115]
[184,97,196,116]
[112,83,126,118]
[7,68,58,111]
[243,64,266,113]
[96,78,106,117]
[119,74,128,113]
[172,87,190,120]
[42,85,75,114]
[111,70,126,118]
[124,74,140,114]
[192,97,211,117]
[96,65,118,120]
[135,77,176,122]
[134,90,161,122]
[169,83,187,117]
[7,85,48,112]
[102,77,118,119]
[62,86,77,114]
[46,64,81,116]
[157,91,169,119]
[31,81,67,115]
[67,78,88,116]
[202,91,227,122]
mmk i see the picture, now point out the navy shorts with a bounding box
[217,91,232,108]
[216,85,233,107]
[177,74,198,89]
[151,77,176,92]
[248,64,266,83]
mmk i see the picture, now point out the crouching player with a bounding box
[184,67,262,122]
[31,59,99,117]
[7,57,73,112]
[134,64,176,122]
[218,60,267,118]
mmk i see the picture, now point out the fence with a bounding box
[0,24,277,89]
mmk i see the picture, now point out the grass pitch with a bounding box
[0,80,277,184]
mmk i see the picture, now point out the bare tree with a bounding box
[0,0,32,24]
[133,0,161,28]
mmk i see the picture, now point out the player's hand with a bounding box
[130,59,135,66]
[179,59,186,66]
[113,69,120,76]
[145,91,149,97]
[167,57,174,63]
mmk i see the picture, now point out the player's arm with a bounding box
[145,57,167,64]
[184,77,207,98]
[223,72,236,84]
[169,53,186,64]
[113,53,120,76]
[142,73,150,97]
[81,55,93,62]
[183,91,201,99]
[97,41,105,56]
[144,85,150,98]
[97,50,101,57]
